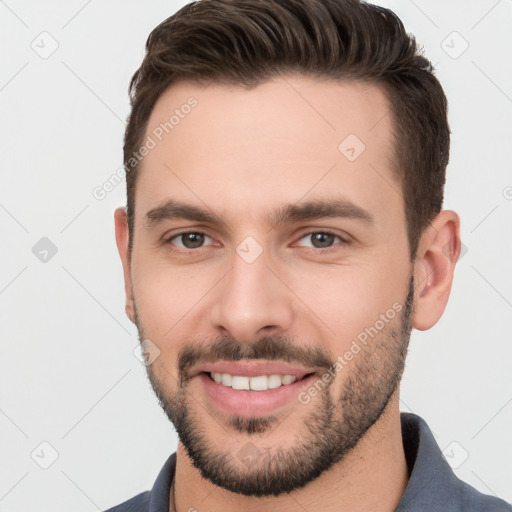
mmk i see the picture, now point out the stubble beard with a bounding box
[135,275,415,497]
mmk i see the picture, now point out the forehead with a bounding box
[134,75,401,228]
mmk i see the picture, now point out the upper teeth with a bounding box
[211,373,298,391]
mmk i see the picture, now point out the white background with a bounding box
[1,1,511,510]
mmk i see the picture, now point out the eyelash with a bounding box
[163,230,349,253]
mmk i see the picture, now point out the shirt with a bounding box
[104,412,511,511]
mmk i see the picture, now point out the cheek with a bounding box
[290,263,404,352]
[132,255,204,337]
[132,249,234,350]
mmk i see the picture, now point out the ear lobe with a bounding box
[125,302,135,324]
[114,207,135,324]
[412,210,461,331]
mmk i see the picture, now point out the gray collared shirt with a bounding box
[104,412,511,511]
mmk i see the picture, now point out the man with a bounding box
[107,0,511,510]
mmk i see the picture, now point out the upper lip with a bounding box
[192,360,317,379]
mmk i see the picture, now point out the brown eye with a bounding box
[297,232,346,250]
[310,233,336,248]
[168,232,211,249]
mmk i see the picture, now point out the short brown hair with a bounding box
[124,0,449,261]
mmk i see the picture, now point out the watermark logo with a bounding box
[236,442,263,468]
[32,237,58,263]
[441,31,469,60]
[442,239,468,262]
[236,236,263,264]
[133,339,161,366]
[338,133,366,162]
[31,441,59,469]
[31,31,59,60]
[442,441,469,469]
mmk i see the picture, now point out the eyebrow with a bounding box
[144,197,374,228]
[269,198,374,226]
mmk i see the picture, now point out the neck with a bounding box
[172,393,408,512]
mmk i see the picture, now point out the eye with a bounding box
[296,231,346,250]
[166,231,213,250]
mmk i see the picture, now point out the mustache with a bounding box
[178,335,334,382]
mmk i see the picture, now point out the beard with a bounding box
[133,274,415,497]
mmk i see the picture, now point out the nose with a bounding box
[208,248,294,344]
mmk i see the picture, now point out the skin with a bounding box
[114,75,461,512]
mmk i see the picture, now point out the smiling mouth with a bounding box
[203,371,316,391]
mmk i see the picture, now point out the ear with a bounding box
[114,207,135,324]
[412,210,461,331]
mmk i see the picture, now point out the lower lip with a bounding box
[198,372,317,418]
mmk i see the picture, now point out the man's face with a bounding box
[126,76,415,496]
